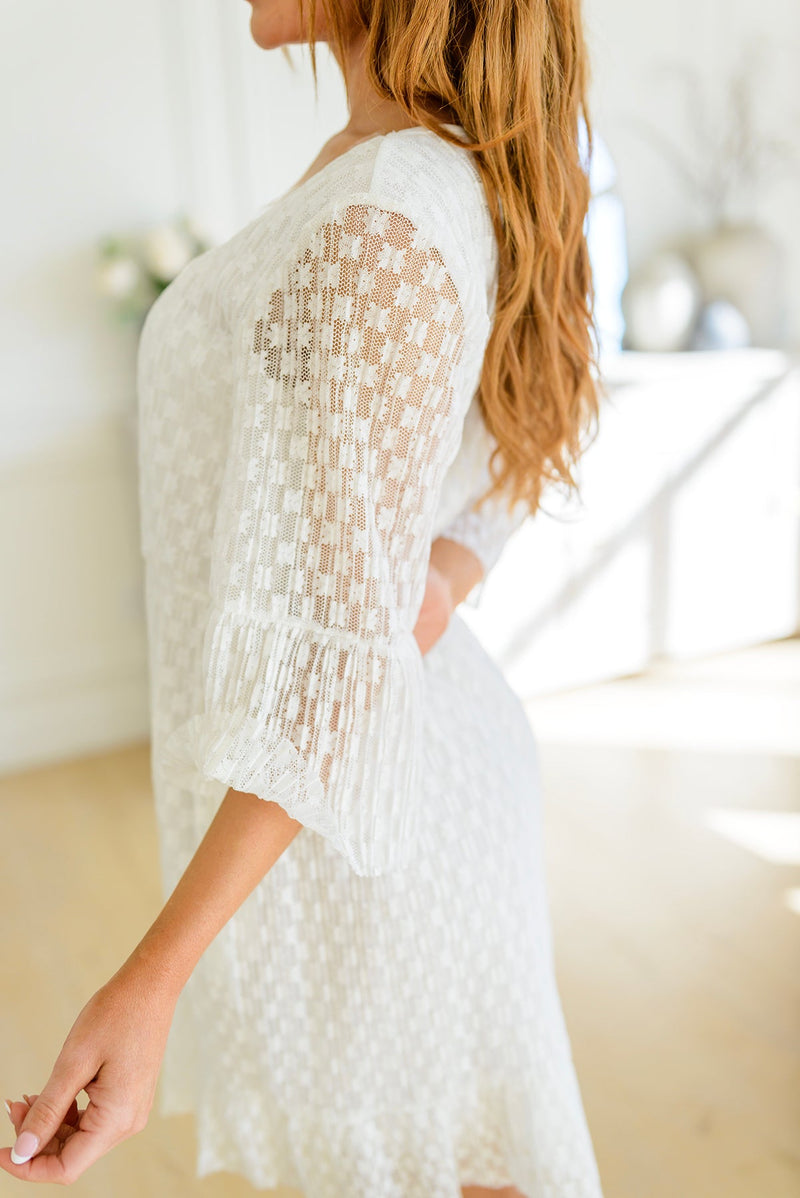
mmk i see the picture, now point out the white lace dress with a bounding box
[135,123,604,1198]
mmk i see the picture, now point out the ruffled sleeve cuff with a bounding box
[159,614,426,877]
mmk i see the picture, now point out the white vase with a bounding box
[685,222,786,347]
[692,300,751,351]
[621,251,703,352]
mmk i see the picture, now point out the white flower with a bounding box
[141,223,195,281]
[182,215,211,245]
[95,256,142,299]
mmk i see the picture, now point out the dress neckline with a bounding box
[276,123,467,208]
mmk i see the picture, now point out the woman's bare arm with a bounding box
[2,537,484,1183]
[122,536,483,999]
[429,535,484,608]
[122,790,304,998]
[0,792,305,1183]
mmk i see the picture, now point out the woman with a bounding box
[2,0,603,1193]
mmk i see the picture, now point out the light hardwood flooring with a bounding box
[1,637,798,1197]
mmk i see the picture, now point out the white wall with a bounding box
[2,2,178,772]
[1,0,797,773]
[154,1,350,240]
[0,2,350,774]
[584,0,800,346]
[461,350,800,696]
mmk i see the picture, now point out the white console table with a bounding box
[460,348,800,698]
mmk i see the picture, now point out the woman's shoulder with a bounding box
[369,127,491,234]
[222,128,497,324]
[361,128,498,315]
[368,129,495,275]
[280,128,493,258]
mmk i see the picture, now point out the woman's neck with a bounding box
[334,32,457,138]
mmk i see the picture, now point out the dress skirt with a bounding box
[154,609,604,1198]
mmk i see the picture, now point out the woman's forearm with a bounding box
[117,790,303,999]
[430,535,484,608]
[115,539,482,1001]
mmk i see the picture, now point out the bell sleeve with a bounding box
[160,196,469,876]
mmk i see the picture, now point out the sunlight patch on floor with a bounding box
[523,637,800,755]
[703,809,800,865]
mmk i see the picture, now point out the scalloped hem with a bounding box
[158,1083,604,1198]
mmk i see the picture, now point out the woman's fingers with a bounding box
[3,1053,93,1172]
[63,1098,81,1129]
[2,971,173,1184]
[21,1094,80,1131]
[32,1089,136,1183]
[1,1060,146,1184]
[0,1101,117,1184]
[4,1096,82,1155]
[31,1095,81,1131]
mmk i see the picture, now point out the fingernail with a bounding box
[3,1100,11,1120]
[11,1130,39,1165]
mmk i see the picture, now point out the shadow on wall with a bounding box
[461,349,800,697]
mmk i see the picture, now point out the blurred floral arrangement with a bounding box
[95,214,212,325]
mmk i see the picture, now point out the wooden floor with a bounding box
[1,636,798,1198]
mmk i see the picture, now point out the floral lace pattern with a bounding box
[136,126,603,1197]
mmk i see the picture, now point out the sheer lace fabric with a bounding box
[160,197,473,875]
[435,389,531,607]
[136,125,603,1198]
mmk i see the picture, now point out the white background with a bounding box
[1,0,798,770]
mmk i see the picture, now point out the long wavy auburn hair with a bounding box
[291,0,602,520]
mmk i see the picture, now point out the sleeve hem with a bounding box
[160,617,426,877]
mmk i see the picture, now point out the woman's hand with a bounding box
[413,562,456,655]
[0,964,177,1185]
